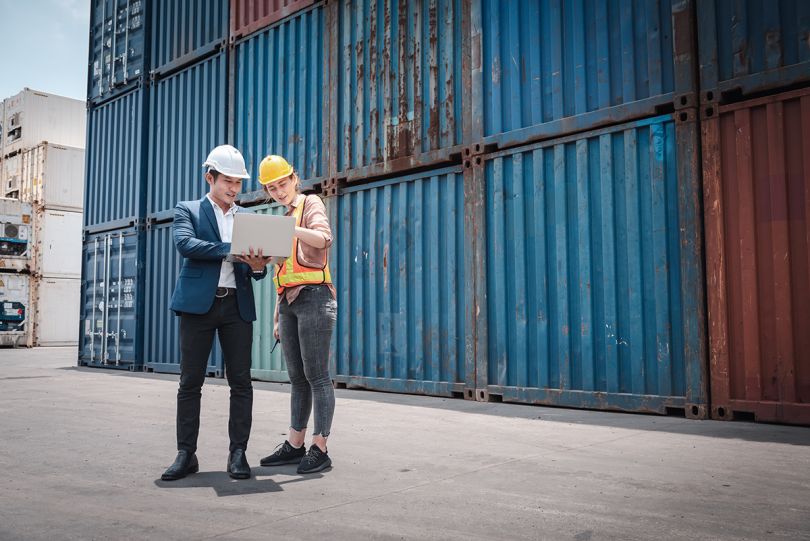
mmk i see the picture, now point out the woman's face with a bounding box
[264,174,297,206]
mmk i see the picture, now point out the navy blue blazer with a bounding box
[169,196,267,322]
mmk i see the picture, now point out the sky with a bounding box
[0,0,89,101]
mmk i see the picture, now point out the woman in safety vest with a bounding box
[257,155,337,474]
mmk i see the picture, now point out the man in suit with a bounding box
[161,145,271,481]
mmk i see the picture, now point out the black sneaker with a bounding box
[260,440,306,467]
[297,445,332,474]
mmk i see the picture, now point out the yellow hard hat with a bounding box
[258,155,294,185]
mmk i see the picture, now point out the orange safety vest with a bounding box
[274,196,333,294]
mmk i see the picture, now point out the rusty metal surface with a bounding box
[230,0,317,40]
[329,0,469,176]
[702,87,810,425]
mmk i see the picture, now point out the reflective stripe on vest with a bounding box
[274,196,333,294]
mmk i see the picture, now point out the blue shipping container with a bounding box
[697,0,810,101]
[148,52,227,220]
[233,5,326,193]
[331,166,470,396]
[150,0,228,75]
[144,221,222,376]
[250,203,289,382]
[84,88,147,231]
[88,0,148,104]
[79,226,145,369]
[474,0,677,148]
[473,113,706,415]
[331,0,468,176]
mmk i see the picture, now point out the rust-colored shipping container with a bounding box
[230,0,316,40]
[702,87,810,425]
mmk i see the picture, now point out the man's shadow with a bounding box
[153,466,324,497]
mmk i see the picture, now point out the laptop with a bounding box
[227,213,296,265]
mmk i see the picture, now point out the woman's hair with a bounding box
[263,170,301,204]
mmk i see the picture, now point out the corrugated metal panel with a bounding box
[79,226,145,370]
[144,221,223,376]
[233,7,325,191]
[474,0,676,147]
[231,0,316,40]
[702,87,810,425]
[332,0,467,175]
[697,0,810,102]
[0,272,32,347]
[331,166,470,396]
[148,53,226,220]
[474,113,706,415]
[84,89,146,229]
[250,202,289,382]
[88,0,148,104]
[150,0,228,75]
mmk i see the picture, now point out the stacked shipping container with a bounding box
[80,0,810,424]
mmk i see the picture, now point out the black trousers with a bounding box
[176,294,253,453]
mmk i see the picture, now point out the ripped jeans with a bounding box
[278,285,337,438]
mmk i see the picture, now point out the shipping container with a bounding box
[33,209,83,278]
[33,277,81,346]
[472,0,684,150]
[329,0,469,179]
[1,153,20,198]
[701,87,810,425]
[84,88,147,230]
[330,166,470,396]
[0,272,32,347]
[0,89,86,157]
[148,53,226,221]
[88,0,148,104]
[233,5,326,196]
[143,221,222,376]
[0,199,33,273]
[79,226,145,369]
[249,202,289,382]
[469,112,707,416]
[150,0,228,76]
[231,0,316,40]
[697,0,810,104]
[5,143,85,211]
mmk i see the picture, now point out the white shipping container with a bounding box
[2,143,85,210]
[0,198,33,273]
[34,276,80,346]
[34,208,82,277]
[1,89,86,157]
[0,272,32,347]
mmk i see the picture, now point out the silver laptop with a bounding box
[227,213,296,265]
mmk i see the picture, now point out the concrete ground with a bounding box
[0,348,808,541]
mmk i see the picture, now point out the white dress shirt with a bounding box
[206,194,237,289]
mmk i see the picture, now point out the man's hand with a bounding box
[235,247,272,272]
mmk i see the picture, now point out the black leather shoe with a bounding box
[161,450,199,481]
[227,449,251,479]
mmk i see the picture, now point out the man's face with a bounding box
[206,171,242,207]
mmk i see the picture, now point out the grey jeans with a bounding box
[279,285,337,437]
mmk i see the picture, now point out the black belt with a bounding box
[215,287,237,298]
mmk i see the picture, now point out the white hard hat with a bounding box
[202,145,250,179]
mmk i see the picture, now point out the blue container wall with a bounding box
[151,0,228,74]
[479,114,703,413]
[88,0,148,104]
[144,222,222,375]
[233,6,326,189]
[475,0,675,146]
[80,227,144,369]
[332,166,469,396]
[85,89,146,229]
[333,0,466,174]
[697,0,810,98]
[250,203,289,382]
[148,52,227,219]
